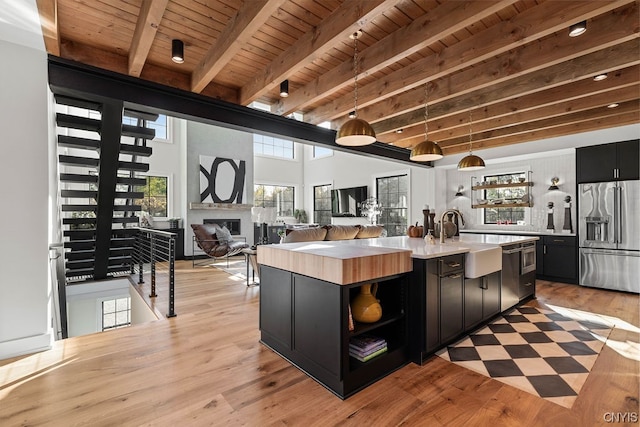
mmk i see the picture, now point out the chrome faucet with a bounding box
[440,209,465,243]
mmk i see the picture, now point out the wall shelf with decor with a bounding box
[471,172,533,209]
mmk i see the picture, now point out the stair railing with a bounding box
[133,227,177,318]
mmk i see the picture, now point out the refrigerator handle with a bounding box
[616,186,623,245]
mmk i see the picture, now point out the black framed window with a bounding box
[376,174,408,237]
[134,176,168,217]
[313,184,332,225]
[254,184,295,217]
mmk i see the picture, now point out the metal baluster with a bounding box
[150,233,156,298]
[167,236,176,318]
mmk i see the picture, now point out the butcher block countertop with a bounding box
[257,235,538,285]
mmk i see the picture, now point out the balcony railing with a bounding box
[133,227,177,318]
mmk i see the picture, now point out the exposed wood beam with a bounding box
[308,0,635,125]
[239,0,398,106]
[61,40,237,102]
[438,100,639,151]
[191,0,286,93]
[274,0,517,116]
[440,109,640,155]
[369,31,640,137]
[383,66,640,144]
[128,0,169,77]
[36,0,60,56]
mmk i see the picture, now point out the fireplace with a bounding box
[203,218,241,235]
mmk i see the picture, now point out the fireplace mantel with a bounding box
[189,202,253,210]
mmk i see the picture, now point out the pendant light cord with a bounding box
[468,111,473,154]
[352,33,359,117]
[423,83,429,137]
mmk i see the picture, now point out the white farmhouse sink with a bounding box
[464,245,502,279]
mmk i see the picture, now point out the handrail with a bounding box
[133,228,177,318]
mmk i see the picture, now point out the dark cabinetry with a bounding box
[411,255,465,357]
[577,140,639,183]
[259,265,409,398]
[536,236,577,284]
[465,272,500,330]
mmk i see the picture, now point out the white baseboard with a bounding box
[0,333,52,360]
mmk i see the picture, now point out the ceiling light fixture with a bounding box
[607,103,620,108]
[569,21,587,37]
[280,80,289,97]
[455,185,464,197]
[548,177,560,191]
[171,39,184,63]
[396,128,403,134]
[348,111,356,119]
[336,31,376,146]
[593,73,608,81]
[458,111,485,171]
[410,83,443,161]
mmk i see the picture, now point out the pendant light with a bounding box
[457,112,485,171]
[410,83,443,161]
[336,31,376,146]
[171,39,184,63]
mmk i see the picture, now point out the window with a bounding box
[102,297,131,331]
[376,175,408,237]
[253,134,294,159]
[482,172,527,225]
[254,184,295,217]
[314,184,332,225]
[123,114,169,141]
[135,176,169,217]
[313,146,333,159]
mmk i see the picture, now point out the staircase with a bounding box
[55,95,157,281]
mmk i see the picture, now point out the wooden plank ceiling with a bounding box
[37,0,639,157]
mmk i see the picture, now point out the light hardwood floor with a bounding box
[1,260,638,426]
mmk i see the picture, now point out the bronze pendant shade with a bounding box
[457,154,486,171]
[410,139,443,161]
[336,118,377,146]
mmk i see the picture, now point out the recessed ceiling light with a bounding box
[395,128,403,134]
[569,21,587,37]
[607,103,619,108]
[593,73,608,81]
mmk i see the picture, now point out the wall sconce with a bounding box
[171,39,184,63]
[569,21,586,37]
[280,80,289,97]
[548,177,560,190]
[455,185,464,197]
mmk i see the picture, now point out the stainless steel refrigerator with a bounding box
[579,180,640,293]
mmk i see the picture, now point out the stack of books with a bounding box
[349,335,387,362]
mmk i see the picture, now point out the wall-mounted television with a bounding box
[331,186,368,217]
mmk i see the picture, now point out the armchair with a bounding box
[191,223,249,267]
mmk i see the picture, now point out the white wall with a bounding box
[0,33,52,356]
[185,122,255,251]
[443,152,577,233]
[303,146,435,227]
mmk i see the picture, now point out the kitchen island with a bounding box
[257,234,538,398]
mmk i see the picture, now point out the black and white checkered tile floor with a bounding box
[438,303,613,408]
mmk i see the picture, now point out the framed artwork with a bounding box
[199,155,246,203]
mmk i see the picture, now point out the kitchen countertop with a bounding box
[461,229,576,237]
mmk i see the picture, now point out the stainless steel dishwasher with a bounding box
[501,244,521,311]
